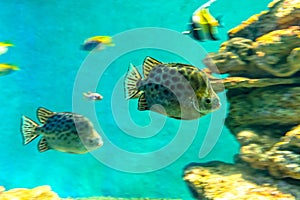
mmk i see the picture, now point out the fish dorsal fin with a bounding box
[38,137,50,152]
[138,93,149,111]
[143,57,162,78]
[124,64,142,100]
[37,107,55,124]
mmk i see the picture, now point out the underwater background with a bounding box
[0,0,271,199]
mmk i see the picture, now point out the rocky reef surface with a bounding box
[0,185,179,200]
[184,0,300,199]
[0,185,60,200]
[183,162,299,200]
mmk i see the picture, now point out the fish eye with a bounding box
[88,139,94,144]
[205,98,211,104]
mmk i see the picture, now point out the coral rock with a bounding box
[201,0,300,194]
[228,0,300,40]
[228,125,300,180]
[0,185,60,200]
[252,26,300,77]
[267,125,300,179]
[210,76,300,93]
[226,86,300,126]
[183,162,298,200]
[205,26,300,77]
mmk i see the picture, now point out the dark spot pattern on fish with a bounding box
[172,76,180,82]
[124,57,220,119]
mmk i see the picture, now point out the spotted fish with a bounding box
[21,107,103,154]
[124,57,220,120]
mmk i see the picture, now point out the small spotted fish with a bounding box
[124,57,220,120]
[21,107,103,154]
[81,35,114,51]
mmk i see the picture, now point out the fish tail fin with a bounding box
[107,42,115,46]
[124,63,142,100]
[216,15,225,27]
[21,116,39,145]
[11,65,20,71]
[208,25,219,40]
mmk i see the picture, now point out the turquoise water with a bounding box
[0,0,270,199]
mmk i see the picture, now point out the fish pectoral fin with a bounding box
[124,64,142,100]
[21,116,39,145]
[37,107,55,124]
[138,93,149,111]
[38,137,50,152]
[142,57,162,78]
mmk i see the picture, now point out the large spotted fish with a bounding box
[124,57,220,120]
[21,107,103,154]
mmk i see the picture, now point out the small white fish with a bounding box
[83,92,103,101]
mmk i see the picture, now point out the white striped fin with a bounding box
[38,137,50,152]
[124,64,142,99]
[21,116,39,145]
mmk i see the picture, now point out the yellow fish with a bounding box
[0,64,19,76]
[0,42,13,55]
[183,0,221,41]
[81,36,114,51]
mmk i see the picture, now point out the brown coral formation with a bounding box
[183,162,299,200]
[67,198,180,200]
[184,0,300,199]
[0,185,179,200]
[204,27,300,77]
[228,0,300,40]
[209,0,300,181]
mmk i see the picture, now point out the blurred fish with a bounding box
[124,57,220,120]
[182,0,222,41]
[0,64,19,76]
[83,91,103,101]
[0,42,13,55]
[21,107,103,154]
[81,36,114,51]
